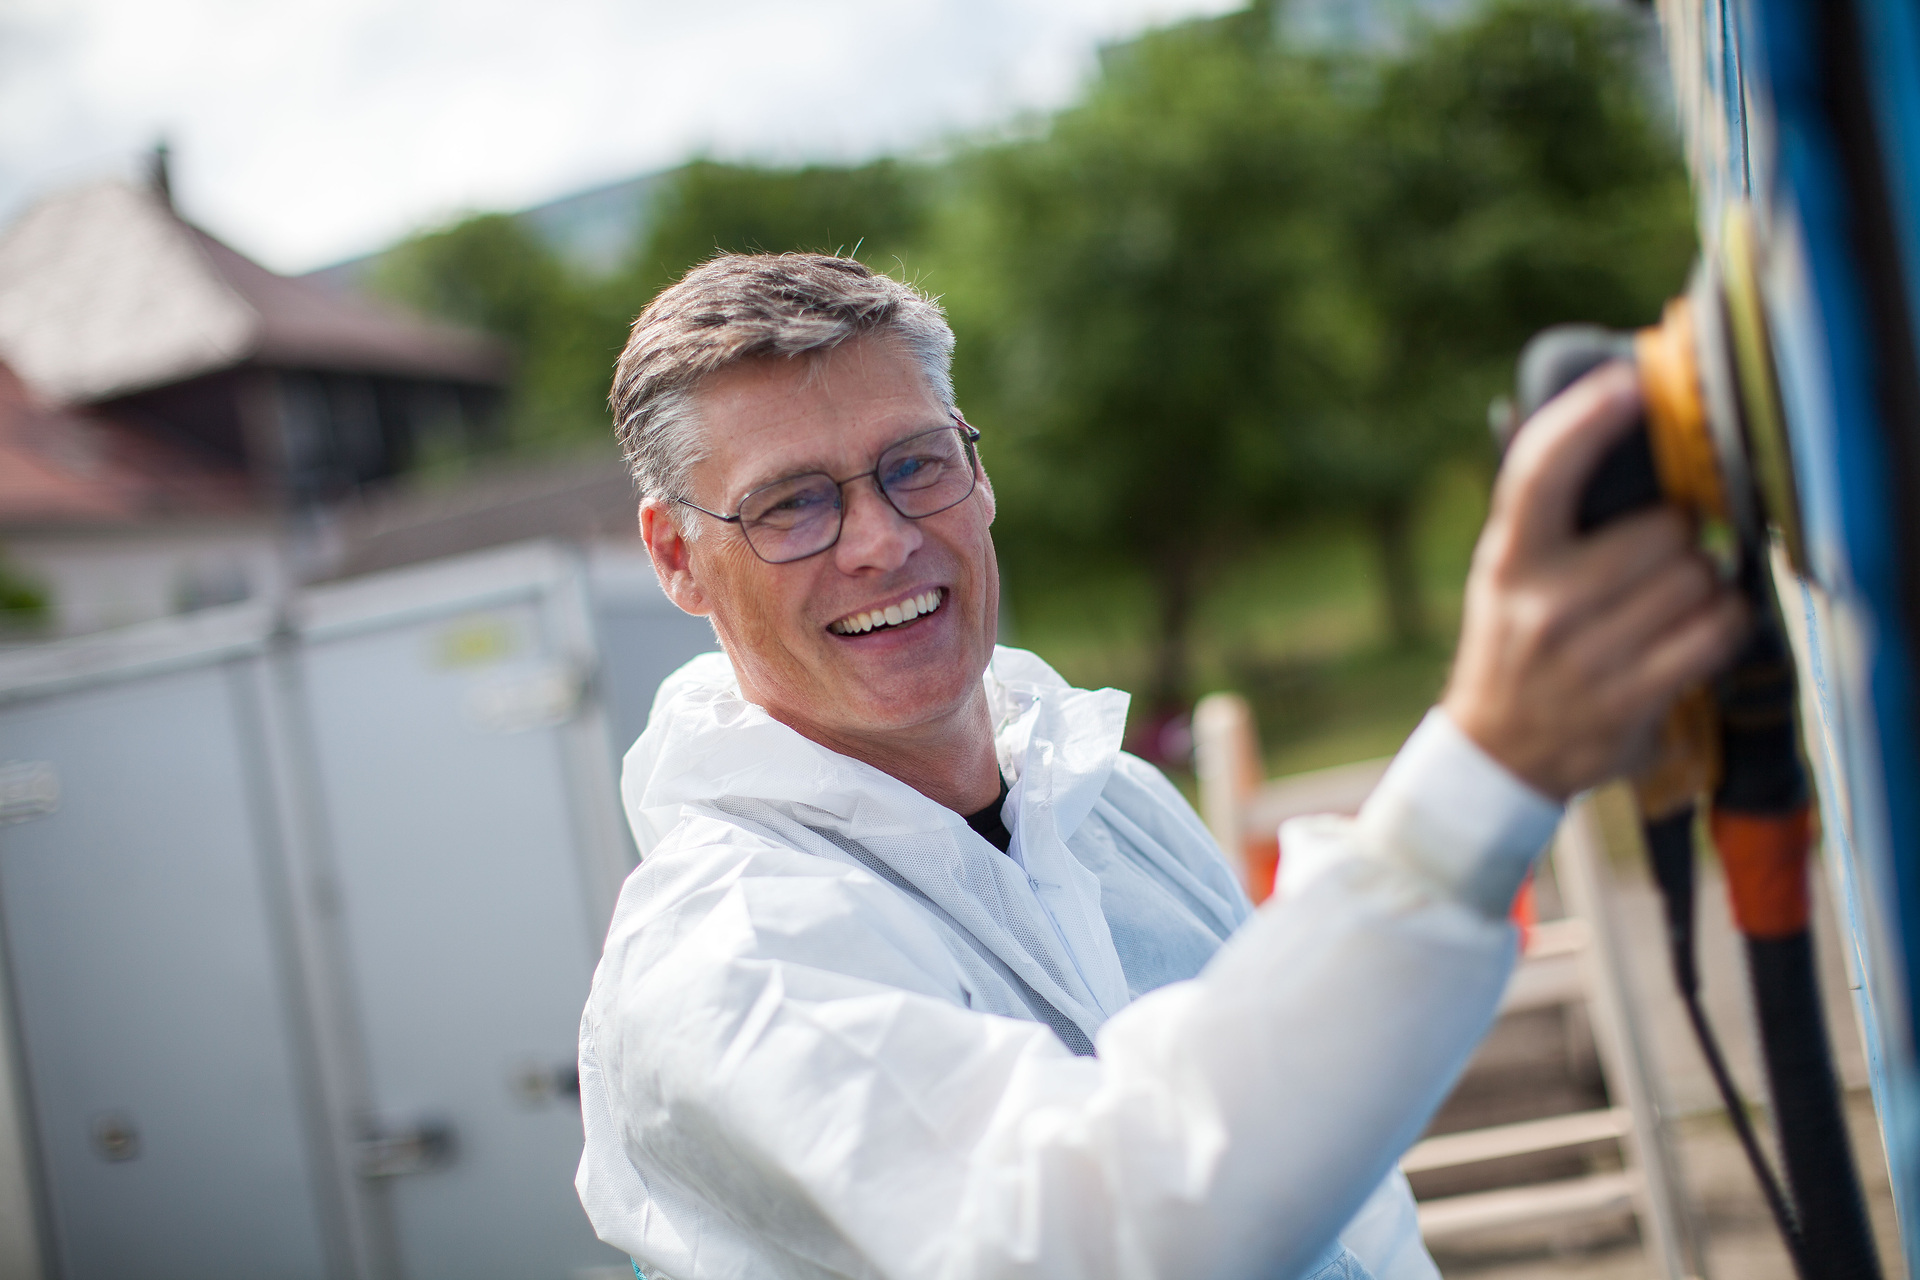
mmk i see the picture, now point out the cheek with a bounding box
[694,547,776,635]
[969,523,999,599]
[712,560,821,648]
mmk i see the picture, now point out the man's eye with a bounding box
[754,486,836,521]
[885,455,941,487]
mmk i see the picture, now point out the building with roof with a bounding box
[0,161,511,637]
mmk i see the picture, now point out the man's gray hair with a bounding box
[611,253,957,515]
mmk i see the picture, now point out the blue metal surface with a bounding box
[1670,0,1920,1269]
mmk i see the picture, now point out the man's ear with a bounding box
[957,408,995,526]
[640,500,713,617]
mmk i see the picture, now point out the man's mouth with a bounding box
[828,588,945,636]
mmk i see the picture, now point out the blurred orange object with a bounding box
[1711,805,1813,939]
[1511,873,1537,952]
[1245,836,1280,904]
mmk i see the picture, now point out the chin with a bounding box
[838,678,969,729]
[831,658,982,729]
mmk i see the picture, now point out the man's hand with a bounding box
[1442,362,1751,800]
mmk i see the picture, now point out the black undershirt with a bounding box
[964,774,1014,853]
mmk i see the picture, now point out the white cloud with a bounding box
[0,0,1240,272]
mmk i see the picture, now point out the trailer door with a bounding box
[0,656,336,1280]
[294,552,627,1280]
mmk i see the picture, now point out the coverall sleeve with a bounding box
[579,711,1560,1280]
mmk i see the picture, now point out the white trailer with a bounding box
[0,542,715,1280]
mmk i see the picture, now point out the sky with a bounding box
[0,0,1243,274]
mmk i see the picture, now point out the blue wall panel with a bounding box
[1675,0,1920,1268]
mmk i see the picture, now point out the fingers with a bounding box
[1453,353,1756,797]
[1476,507,1696,653]
[1563,549,1720,682]
[1494,362,1645,553]
[1619,591,1752,710]
[1558,507,1697,616]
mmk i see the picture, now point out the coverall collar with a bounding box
[622,646,1128,857]
[620,645,1138,1028]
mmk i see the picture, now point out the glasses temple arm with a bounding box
[673,497,742,524]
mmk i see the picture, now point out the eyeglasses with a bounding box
[676,417,984,564]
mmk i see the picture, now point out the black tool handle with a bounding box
[1505,325,1662,530]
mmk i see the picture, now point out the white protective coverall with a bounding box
[577,646,1561,1280]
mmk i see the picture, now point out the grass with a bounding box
[1002,461,1492,780]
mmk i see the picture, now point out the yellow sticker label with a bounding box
[432,615,520,668]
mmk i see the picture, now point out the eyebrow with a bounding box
[732,419,959,502]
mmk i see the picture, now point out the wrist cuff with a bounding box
[1356,708,1563,918]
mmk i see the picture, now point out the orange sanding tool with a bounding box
[1502,216,1877,1279]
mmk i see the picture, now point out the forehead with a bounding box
[690,333,946,499]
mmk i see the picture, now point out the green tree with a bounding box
[1322,0,1695,644]
[626,159,929,294]
[367,0,1693,701]
[374,213,632,450]
[939,4,1362,710]
[377,163,933,457]
[0,554,48,632]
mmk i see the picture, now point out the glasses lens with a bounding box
[738,474,842,562]
[878,428,976,518]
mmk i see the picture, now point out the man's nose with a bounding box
[833,476,921,573]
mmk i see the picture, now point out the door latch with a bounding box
[356,1119,456,1178]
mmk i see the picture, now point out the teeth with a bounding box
[830,589,943,635]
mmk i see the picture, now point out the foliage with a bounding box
[946,0,1691,693]
[374,163,933,453]
[625,159,930,296]
[1318,0,1696,644]
[373,213,632,451]
[370,0,1695,714]
[0,555,49,631]
[938,5,1362,706]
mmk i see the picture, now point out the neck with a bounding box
[773,688,1003,814]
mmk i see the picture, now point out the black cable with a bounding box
[1714,601,1882,1279]
[1682,977,1813,1276]
[1643,808,1812,1277]
[1748,933,1883,1279]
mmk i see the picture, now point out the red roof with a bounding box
[0,361,254,527]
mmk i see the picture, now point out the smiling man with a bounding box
[575,254,1746,1280]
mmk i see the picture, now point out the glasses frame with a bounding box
[676,411,984,564]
